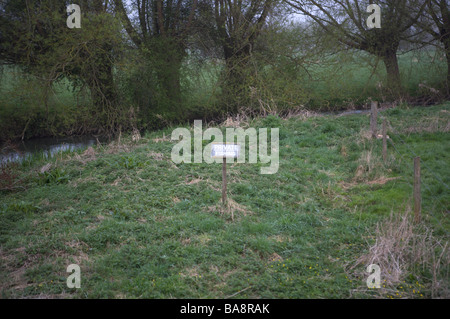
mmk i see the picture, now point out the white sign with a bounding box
[211,143,240,159]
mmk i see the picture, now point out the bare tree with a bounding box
[285,0,429,97]
[214,0,275,112]
[114,0,198,113]
[417,0,449,91]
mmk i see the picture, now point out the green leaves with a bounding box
[111,154,149,170]
[38,167,69,185]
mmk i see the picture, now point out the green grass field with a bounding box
[1,102,448,299]
[301,50,447,109]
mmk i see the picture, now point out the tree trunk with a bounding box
[93,65,116,107]
[153,39,185,120]
[447,52,450,94]
[444,39,450,94]
[163,55,183,105]
[382,50,403,97]
[222,43,253,113]
[86,47,118,132]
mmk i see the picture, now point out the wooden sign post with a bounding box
[382,118,387,162]
[211,143,241,206]
[222,157,227,205]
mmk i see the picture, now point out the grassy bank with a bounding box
[0,103,449,299]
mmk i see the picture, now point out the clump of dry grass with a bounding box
[402,116,450,134]
[353,209,449,298]
[220,113,251,128]
[104,141,131,154]
[207,198,252,221]
[152,132,170,143]
[71,146,98,165]
[353,149,393,184]
[0,162,25,191]
[358,127,375,142]
[147,151,164,161]
[268,252,283,263]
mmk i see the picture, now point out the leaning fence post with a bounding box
[413,157,421,223]
[382,118,387,162]
[371,101,378,139]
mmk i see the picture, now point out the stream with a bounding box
[0,135,107,165]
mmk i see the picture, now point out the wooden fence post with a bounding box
[382,118,387,162]
[414,157,421,223]
[371,101,378,139]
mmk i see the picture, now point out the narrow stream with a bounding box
[0,135,107,165]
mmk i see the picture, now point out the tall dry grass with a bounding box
[353,209,449,298]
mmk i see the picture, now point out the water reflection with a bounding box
[0,136,106,164]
